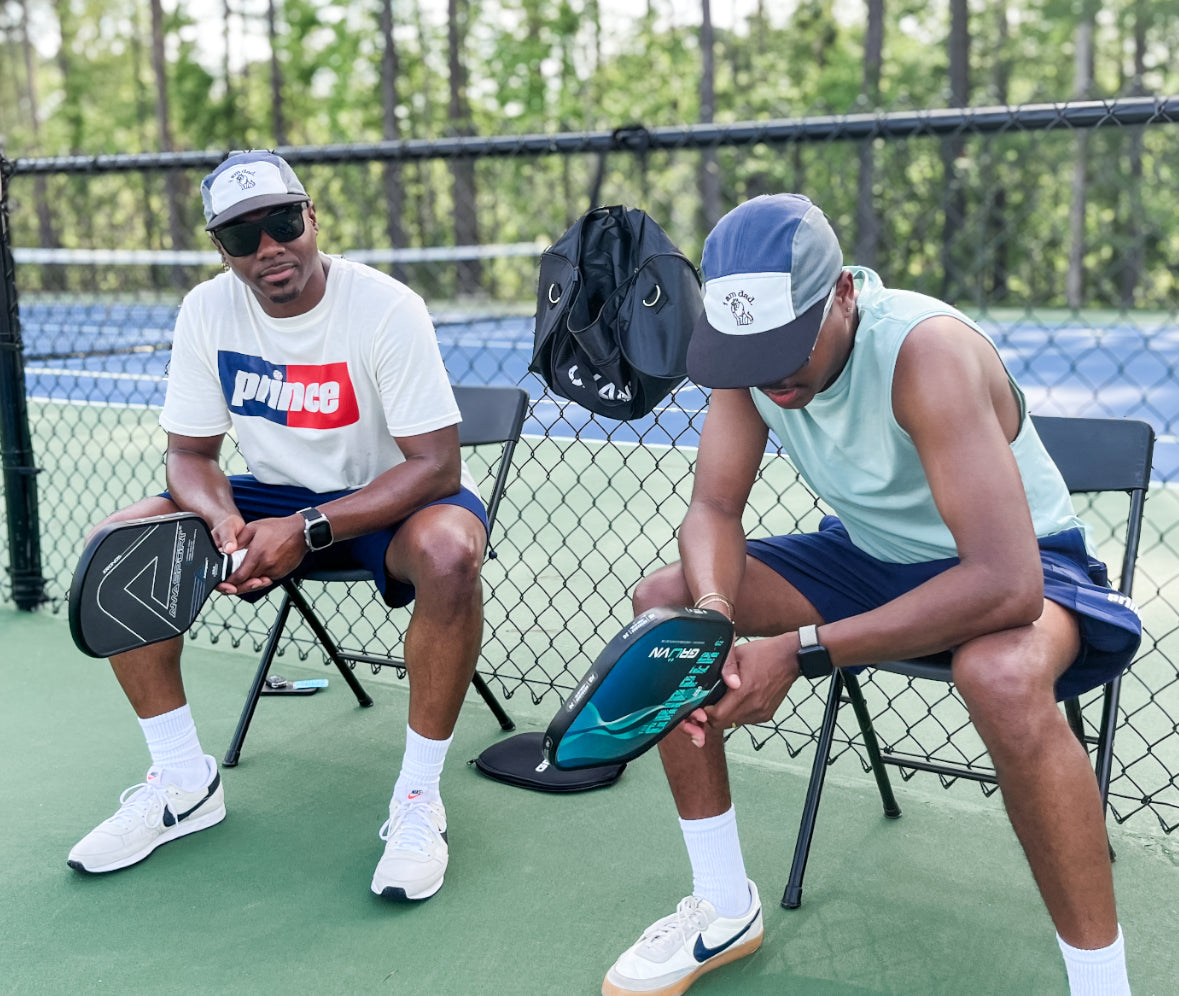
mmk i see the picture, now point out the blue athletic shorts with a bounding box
[746,515,1142,700]
[161,474,489,609]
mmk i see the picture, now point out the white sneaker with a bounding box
[603,881,763,996]
[68,757,226,873]
[370,795,448,901]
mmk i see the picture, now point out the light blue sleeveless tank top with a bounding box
[750,267,1092,564]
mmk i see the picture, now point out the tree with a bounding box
[16,0,61,280]
[940,0,969,301]
[1066,0,1096,309]
[149,0,189,273]
[448,0,482,293]
[379,0,407,282]
[854,0,883,269]
[267,0,288,145]
[697,0,719,231]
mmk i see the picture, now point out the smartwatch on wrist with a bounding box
[797,624,834,679]
[298,507,333,552]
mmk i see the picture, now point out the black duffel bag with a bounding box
[529,205,702,421]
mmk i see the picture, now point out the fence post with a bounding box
[0,156,47,610]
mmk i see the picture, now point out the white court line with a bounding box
[27,367,165,382]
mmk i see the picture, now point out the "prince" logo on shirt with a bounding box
[217,350,360,429]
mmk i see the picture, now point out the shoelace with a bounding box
[102,781,168,831]
[378,801,442,856]
[642,897,713,948]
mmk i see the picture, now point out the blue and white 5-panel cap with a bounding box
[201,150,308,230]
[687,193,844,389]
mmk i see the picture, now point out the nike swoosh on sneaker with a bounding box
[162,773,221,828]
[692,915,757,963]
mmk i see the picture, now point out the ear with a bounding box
[835,269,855,309]
[307,201,318,231]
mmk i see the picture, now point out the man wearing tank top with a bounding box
[602,193,1139,996]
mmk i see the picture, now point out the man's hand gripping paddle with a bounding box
[69,512,246,658]
[543,606,734,770]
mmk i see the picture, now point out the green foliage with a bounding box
[3,0,1178,310]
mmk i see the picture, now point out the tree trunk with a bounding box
[448,0,482,294]
[698,0,720,233]
[1119,0,1146,308]
[149,0,189,287]
[378,0,407,283]
[411,1,437,244]
[16,0,62,289]
[267,0,287,146]
[221,0,238,136]
[853,0,883,269]
[1067,8,1095,310]
[939,0,969,301]
[130,3,164,288]
[981,0,1010,304]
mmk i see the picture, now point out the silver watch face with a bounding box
[301,509,331,549]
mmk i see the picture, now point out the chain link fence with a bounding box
[3,98,1178,834]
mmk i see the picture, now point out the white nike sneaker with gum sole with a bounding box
[603,880,763,996]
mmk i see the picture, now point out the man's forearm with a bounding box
[679,504,748,616]
[165,450,237,524]
[311,455,459,543]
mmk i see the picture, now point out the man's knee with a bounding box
[88,497,179,543]
[394,519,485,591]
[633,565,689,614]
[953,643,1059,748]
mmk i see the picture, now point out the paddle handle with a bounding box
[224,548,247,577]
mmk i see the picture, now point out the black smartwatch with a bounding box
[797,624,834,679]
[298,507,333,552]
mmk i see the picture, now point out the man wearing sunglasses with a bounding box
[68,150,487,905]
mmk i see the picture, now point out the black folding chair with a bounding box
[783,414,1155,909]
[223,384,530,766]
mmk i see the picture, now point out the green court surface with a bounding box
[4,605,1179,996]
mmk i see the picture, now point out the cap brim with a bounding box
[686,293,828,389]
[206,193,307,230]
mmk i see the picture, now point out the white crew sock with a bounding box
[138,705,210,791]
[1057,925,1131,996]
[391,725,452,805]
[679,805,752,918]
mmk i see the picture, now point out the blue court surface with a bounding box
[20,300,1179,482]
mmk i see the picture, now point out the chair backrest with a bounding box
[453,385,530,536]
[1030,414,1154,598]
[1030,415,1154,495]
[296,385,528,584]
[878,415,1155,682]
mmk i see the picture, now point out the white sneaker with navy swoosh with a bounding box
[603,880,763,996]
[67,757,226,873]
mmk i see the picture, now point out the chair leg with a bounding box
[843,672,902,820]
[471,671,515,731]
[282,580,374,708]
[783,669,846,910]
[223,591,293,767]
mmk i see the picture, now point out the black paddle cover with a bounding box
[69,512,231,658]
[544,606,734,770]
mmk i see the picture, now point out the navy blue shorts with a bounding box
[746,515,1142,700]
[161,474,488,609]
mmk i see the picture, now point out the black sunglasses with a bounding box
[214,202,308,257]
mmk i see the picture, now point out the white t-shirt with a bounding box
[161,255,478,497]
